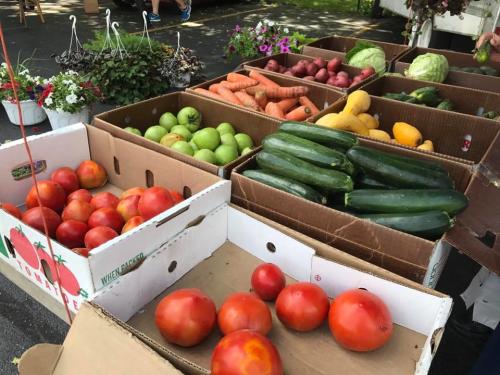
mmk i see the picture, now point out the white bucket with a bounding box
[2,99,47,126]
[44,107,90,130]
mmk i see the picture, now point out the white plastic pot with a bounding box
[171,73,191,88]
[44,107,90,130]
[2,99,47,126]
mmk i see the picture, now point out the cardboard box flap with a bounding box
[18,303,182,375]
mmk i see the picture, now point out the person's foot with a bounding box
[180,1,191,22]
[148,12,161,22]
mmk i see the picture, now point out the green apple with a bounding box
[185,123,200,133]
[160,133,184,147]
[241,147,253,156]
[220,133,238,149]
[144,125,168,143]
[214,144,238,165]
[216,122,235,136]
[170,125,192,141]
[159,112,178,131]
[124,127,142,136]
[194,149,216,164]
[189,139,199,152]
[193,127,221,151]
[177,107,201,130]
[234,133,254,154]
[171,141,194,156]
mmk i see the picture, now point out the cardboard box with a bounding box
[18,303,182,375]
[361,75,500,118]
[394,47,500,94]
[92,92,280,179]
[92,204,452,375]
[0,124,230,312]
[188,68,344,121]
[242,52,377,93]
[303,36,410,70]
[313,95,500,163]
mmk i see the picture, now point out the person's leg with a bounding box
[175,0,191,21]
[149,0,161,22]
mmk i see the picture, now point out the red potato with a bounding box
[337,71,349,78]
[306,63,319,77]
[335,76,350,88]
[327,58,342,73]
[266,59,280,72]
[303,76,315,81]
[298,59,308,66]
[352,75,364,84]
[361,66,376,78]
[315,68,329,83]
[278,65,287,73]
[291,64,307,77]
[284,71,294,76]
[313,57,327,69]
[328,71,337,78]
[326,77,337,86]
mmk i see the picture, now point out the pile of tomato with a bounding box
[155,263,394,375]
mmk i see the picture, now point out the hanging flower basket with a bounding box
[44,106,90,130]
[2,99,47,126]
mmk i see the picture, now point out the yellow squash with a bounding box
[417,140,434,152]
[343,90,371,116]
[393,122,423,147]
[357,113,379,129]
[368,129,391,142]
[316,112,369,135]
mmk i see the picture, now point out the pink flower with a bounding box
[280,45,290,53]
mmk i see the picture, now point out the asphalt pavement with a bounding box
[0,1,487,374]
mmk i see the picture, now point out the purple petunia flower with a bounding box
[259,44,269,53]
[235,24,241,32]
[280,45,290,53]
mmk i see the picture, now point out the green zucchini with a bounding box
[482,111,498,119]
[242,169,327,205]
[279,121,358,150]
[256,150,353,192]
[345,189,468,215]
[346,146,453,189]
[262,133,355,175]
[479,65,498,77]
[356,174,396,189]
[382,93,414,102]
[436,99,454,111]
[409,87,441,106]
[358,211,454,239]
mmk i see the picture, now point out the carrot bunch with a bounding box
[193,71,320,121]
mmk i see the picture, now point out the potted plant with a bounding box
[0,62,46,126]
[41,71,100,130]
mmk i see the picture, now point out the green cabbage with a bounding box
[405,53,449,83]
[347,47,386,74]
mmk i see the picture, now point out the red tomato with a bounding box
[251,263,286,301]
[90,192,120,210]
[56,220,88,248]
[122,216,145,234]
[138,186,174,220]
[1,202,22,220]
[87,207,124,233]
[211,330,283,375]
[328,289,393,352]
[155,288,216,347]
[72,247,90,257]
[76,160,107,189]
[218,292,272,336]
[116,195,141,222]
[25,180,66,213]
[62,200,95,223]
[51,167,80,194]
[120,187,145,200]
[22,207,62,238]
[84,226,118,250]
[67,189,92,204]
[275,282,329,332]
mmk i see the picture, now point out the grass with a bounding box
[267,0,374,15]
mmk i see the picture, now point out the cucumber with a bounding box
[358,211,454,239]
[409,87,441,106]
[356,174,396,189]
[436,99,454,111]
[346,146,453,189]
[242,169,327,205]
[345,189,468,215]
[479,65,498,77]
[279,121,358,150]
[262,133,355,175]
[382,93,414,102]
[256,150,354,192]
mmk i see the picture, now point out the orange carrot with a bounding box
[193,88,226,102]
[248,70,280,88]
[209,83,221,93]
[265,102,285,119]
[246,85,309,99]
[277,98,299,112]
[299,96,320,115]
[234,91,260,111]
[220,80,259,91]
[216,85,243,105]
[254,90,268,110]
[285,106,312,121]
[227,72,257,85]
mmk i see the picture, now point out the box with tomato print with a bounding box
[0,123,230,313]
[93,204,452,375]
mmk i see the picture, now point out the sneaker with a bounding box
[148,12,161,22]
[180,3,191,22]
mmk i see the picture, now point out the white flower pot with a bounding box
[44,107,90,130]
[171,73,191,88]
[2,100,47,126]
